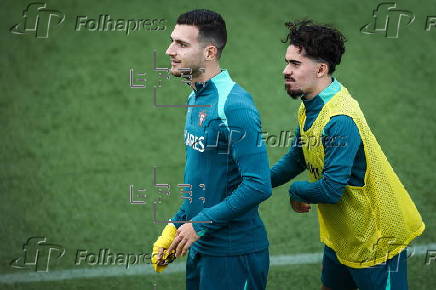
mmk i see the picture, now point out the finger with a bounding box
[291,202,301,212]
[165,252,176,264]
[167,235,181,254]
[181,240,192,256]
[156,247,164,262]
[297,204,309,213]
[157,248,166,266]
[302,203,311,211]
[175,238,187,258]
[298,203,307,211]
[295,205,307,213]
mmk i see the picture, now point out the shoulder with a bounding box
[213,82,260,127]
[328,84,362,117]
[223,83,257,113]
[324,115,359,137]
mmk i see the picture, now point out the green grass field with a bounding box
[1,0,436,289]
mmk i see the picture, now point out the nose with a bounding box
[166,42,175,57]
[283,64,292,76]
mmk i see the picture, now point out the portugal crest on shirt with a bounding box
[198,111,207,127]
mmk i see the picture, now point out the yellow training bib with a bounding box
[297,85,425,268]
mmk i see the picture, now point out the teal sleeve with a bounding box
[289,115,362,204]
[270,127,306,188]
[190,105,272,234]
[171,199,189,229]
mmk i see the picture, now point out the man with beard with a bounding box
[270,20,424,290]
[150,9,271,290]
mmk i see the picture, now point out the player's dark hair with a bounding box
[176,9,227,59]
[282,19,346,74]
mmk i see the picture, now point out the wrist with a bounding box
[289,183,305,202]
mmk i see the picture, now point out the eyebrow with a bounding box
[170,36,190,46]
[285,58,302,65]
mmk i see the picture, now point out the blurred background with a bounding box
[1,0,435,289]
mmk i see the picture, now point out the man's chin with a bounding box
[286,88,304,100]
[169,68,182,77]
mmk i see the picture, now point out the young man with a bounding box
[271,20,425,290]
[151,9,271,289]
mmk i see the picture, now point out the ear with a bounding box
[317,63,329,78]
[204,45,218,61]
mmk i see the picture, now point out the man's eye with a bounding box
[286,61,299,67]
[180,43,187,47]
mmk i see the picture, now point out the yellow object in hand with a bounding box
[151,224,177,272]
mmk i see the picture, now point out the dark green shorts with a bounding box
[186,247,269,290]
[321,245,408,290]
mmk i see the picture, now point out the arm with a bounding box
[170,95,195,229]
[270,127,306,188]
[289,115,362,204]
[170,198,189,229]
[190,104,272,233]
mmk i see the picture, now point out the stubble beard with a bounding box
[285,84,305,99]
[170,60,204,80]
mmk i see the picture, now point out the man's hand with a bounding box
[155,247,176,266]
[167,223,200,258]
[290,198,311,213]
[151,224,177,272]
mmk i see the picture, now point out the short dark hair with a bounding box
[176,9,227,59]
[282,20,346,74]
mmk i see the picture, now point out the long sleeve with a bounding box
[191,104,272,233]
[171,198,189,229]
[289,115,362,204]
[270,127,307,188]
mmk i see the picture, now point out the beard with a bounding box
[169,62,204,80]
[285,83,305,99]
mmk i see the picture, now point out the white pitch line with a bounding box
[1,243,435,284]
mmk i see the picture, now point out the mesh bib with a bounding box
[297,85,425,268]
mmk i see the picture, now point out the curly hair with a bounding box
[282,20,346,74]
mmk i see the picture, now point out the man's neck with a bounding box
[190,63,221,88]
[303,76,333,101]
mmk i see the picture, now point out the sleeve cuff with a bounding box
[289,182,306,202]
[190,212,211,237]
[169,219,182,229]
